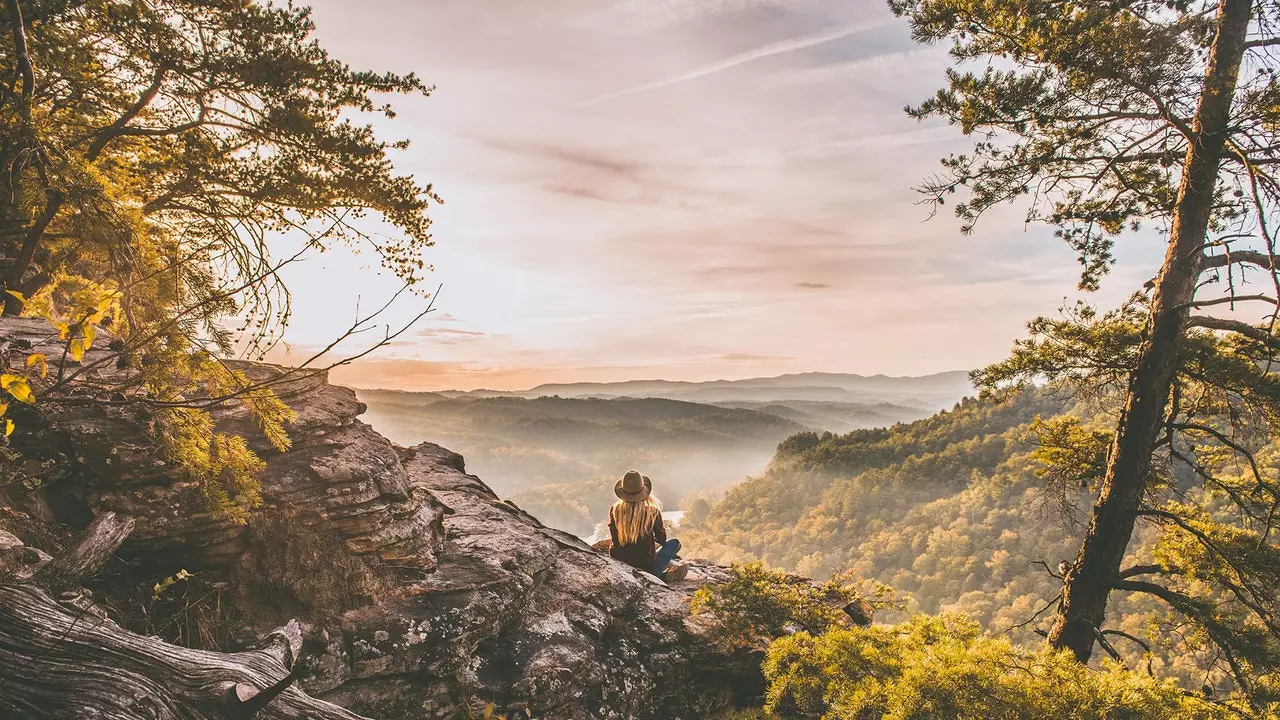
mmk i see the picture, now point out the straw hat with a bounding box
[614,470,652,502]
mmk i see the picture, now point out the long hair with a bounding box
[611,495,662,545]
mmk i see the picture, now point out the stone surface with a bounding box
[0,318,765,719]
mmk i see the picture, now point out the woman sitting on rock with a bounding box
[608,470,687,581]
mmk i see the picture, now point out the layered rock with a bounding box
[0,318,763,719]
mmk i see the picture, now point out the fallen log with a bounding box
[0,512,369,719]
[0,583,370,720]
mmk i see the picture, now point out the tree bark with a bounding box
[0,511,369,719]
[1047,0,1255,662]
[35,511,134,590]
[0,584,370,720]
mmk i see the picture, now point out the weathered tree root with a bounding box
[0,513,370,720]
[0,583,371,719]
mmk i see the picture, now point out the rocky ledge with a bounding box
[0,318,763,719]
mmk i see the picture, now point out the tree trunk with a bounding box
[1047,0,1254,663]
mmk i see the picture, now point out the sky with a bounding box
[270,0,1168,391]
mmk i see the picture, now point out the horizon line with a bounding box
[345,367,974,395]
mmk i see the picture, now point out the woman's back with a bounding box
[605,470,685,580]
[608,499,665,571]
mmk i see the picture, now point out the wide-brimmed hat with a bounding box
[614,470,652,502]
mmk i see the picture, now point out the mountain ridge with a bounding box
[352,369,973,410]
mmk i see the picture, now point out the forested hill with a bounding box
[687,388,1066,566]
[356,391,807,536]
[681,389,1174,655]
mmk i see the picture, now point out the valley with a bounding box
[355,371,971,537]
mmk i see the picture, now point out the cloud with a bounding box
[575,18,893,107]
[412,326,489,346]
[283,0,1167,390]
[717,352,795,363]
[415,327,487,339]
[540,181,664,206]
[596,0,793,31]
[765,49,933,89]
[476,137,645,179]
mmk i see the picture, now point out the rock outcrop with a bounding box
[0,318,763,719]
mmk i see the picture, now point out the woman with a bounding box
[608,470,687,581]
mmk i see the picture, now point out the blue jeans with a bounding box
[652,538,680,576]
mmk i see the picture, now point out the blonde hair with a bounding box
[611,495,662,545]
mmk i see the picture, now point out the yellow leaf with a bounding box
[53,321,70,340]
[9,380,32,404]
[26,353,47,378]
[4,419,13,437]
[0,402,8,417]
[82,323,97,349]
[483,703,495,720]
[69,338,86,362]
[0,375,34,404]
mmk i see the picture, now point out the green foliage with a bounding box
[890,0,1277,291]
[1027,415,1112,524]
[685,496,713,526]
[152,568,192,601]
[689,562,885,645]
[682,389,1277,705]
[685,390,1072,586]
[0,0,435,518]
[155,408,265,523]
[896,0,1280,700]
[967,286,1280,705]
[762,614,1230,720]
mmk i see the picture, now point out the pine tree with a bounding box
[895,0,1280,709]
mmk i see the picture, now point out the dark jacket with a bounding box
[608,506,666,572]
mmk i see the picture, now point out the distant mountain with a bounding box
[352,371,975,537]
[527,369,970,397]
[387,370,973,410]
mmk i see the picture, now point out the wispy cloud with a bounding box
[717,352,795,363]
[575,18,893,108]
[284,0,1165,388]
[415,327,487,339]
[476,137,645,178]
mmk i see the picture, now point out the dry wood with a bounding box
[35,511,134,590]
[0,583,369,720]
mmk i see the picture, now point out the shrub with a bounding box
[762,613,1231,720]
[690,562,889,645]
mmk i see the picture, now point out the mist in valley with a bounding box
[355,372,972,538]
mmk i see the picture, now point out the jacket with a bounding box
[607,506,666,572]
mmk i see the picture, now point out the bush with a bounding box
[690,562,886,645]
[762,613,1231,720]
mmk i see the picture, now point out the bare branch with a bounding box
[1185,315,1280,345]
[83,65,168,162]
[1200,250,1280,271]
[1182,294,1278,310]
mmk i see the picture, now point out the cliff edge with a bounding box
[0,318,761,720]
